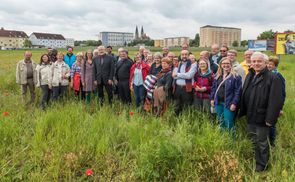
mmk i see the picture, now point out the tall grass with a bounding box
[0,49,294,181]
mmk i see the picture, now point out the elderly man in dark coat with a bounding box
[240,52,284,172]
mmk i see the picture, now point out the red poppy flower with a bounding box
[2,111,9,116]
[129,111,134,117]
[85,169,93,176]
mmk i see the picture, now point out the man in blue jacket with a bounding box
[64,46,76,70]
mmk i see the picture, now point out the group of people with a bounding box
[16,43,286,172]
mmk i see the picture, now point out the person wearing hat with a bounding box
[153,57,173,116]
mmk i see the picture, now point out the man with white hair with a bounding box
[240,52,284,172]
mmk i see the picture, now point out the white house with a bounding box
[65,38,75,47]
[29,32,68,48]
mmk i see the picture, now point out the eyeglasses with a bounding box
[220,50,227,52]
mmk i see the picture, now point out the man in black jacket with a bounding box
[115,50,133,104]
[93,46,115,105]
[240,52,284,172]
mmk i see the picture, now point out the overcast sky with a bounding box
[0,0,294,40]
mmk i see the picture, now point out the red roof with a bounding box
[31,32,65,40]
[0,28,28,38]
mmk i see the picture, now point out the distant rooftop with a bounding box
[201,25,241,30]
[100,31,133,34]
[31,32,65,40]
[0,27,28,38]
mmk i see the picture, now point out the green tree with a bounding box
[23,39,32,48]
[189,33,200,47]
[241,40,248,47]
[232,40,239,47]
[257,29,276,40]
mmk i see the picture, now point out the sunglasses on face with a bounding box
[220,50,227,52]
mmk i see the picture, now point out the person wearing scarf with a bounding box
[153,57,173,116]
[130,53,150,108]
[193,59,214,113]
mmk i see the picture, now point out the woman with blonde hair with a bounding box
[49,52,70,101]
[70,52,85,99]
[210,57,242,131]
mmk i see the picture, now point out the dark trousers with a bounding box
[118,80,131,104]
[74,81,86,100]
[40,85,50,109]
[247,124,270,170]
[133,84,145,107]
[97,81,113,105]
[52,85,68,101]
[269,124,276,146]
[174,85,193,115]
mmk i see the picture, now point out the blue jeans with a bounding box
[216,102,235,130]
[133,84,145,107]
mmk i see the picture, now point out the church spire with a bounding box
[135,25,139,40]
[141,26,144,39]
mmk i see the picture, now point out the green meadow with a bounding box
[0,48,294,181]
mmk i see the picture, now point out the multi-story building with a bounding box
[0,27,28,49]
[154,39,164,47]
[99,32,134,46]
[163,37,189,47]
[200,25,241,47]
[65,38,75,47]
[29,32,67,48]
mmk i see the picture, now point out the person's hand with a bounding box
[266,122,272,127]
[63,74,68,79]
[210,100,214,107]
[172,71,177,77]
[195,86,200,91]
[279,110,283,116]
[201,87,207,92]
[48,84,52,90]
[130,85,133,91]
[230,104,236,111]
[108,80,113,85]
[82,82,85,87]
[70,82,73,89]
[114,79,118,85]
[94,80,97,86]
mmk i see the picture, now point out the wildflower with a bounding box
[2,111,9,116]
[129,111,134,117]
[85,169,93,176]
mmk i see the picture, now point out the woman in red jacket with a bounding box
[193,59,214,112]
[130,53,150,107]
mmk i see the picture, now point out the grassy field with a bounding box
[0,48,294,181]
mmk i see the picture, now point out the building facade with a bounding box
[200,25,241,47]
[0,27,28,49]
[29,32,69,48]
[163,37,189,47]
[65,38,75,47]
[99,32,134,46]
[154,39,164,47]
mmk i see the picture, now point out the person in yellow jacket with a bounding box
[240,50,254,75]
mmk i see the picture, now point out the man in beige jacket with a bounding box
[16,51,37,104]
